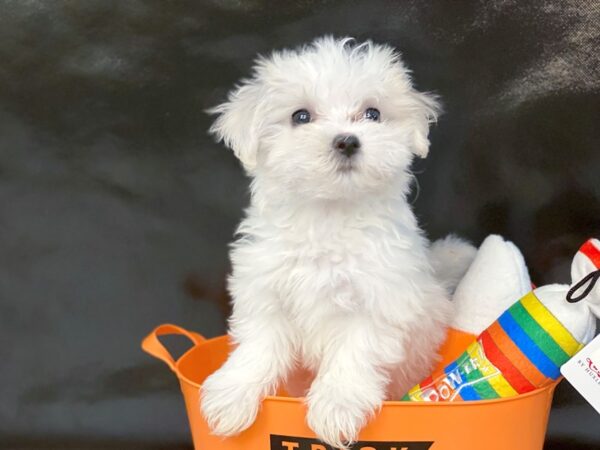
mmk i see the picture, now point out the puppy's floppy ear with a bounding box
[208,80,264,172]
[407,90,442,158]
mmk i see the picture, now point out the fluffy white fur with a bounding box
[200,37,460,448]
[429,234,477,295]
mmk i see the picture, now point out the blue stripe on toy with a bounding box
[497,311,561,379]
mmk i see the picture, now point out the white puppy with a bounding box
[201,37,458,448]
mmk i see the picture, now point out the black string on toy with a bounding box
[567,269,600,303]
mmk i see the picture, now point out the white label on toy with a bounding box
[561,333,600,415]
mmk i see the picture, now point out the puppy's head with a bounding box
[209,37,440,201]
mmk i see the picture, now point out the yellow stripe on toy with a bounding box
[520,293,581,355]
[406,383,426,401]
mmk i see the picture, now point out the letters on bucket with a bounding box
[270,435,434,450]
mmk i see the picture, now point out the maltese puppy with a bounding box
[201,37,462,448]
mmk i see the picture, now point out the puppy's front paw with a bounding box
[200,370,262,436]
[306,383,372,450]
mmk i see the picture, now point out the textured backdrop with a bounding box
[1,1,599,448]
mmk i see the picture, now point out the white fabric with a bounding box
[451,234,531,335]
[536,238,600,343]
[533,284,596,343]
[429,234,477,295]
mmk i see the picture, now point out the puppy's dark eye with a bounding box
[364,107,381,122]
[292,109,311,125]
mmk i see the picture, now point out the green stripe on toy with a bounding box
[508,301,570,366]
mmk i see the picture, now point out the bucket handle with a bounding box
[142,323,206,371]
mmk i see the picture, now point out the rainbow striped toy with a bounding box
[403,238,600,402]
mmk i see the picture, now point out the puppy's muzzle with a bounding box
[333,134,361,157]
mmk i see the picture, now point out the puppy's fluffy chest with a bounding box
[237,201,429,321]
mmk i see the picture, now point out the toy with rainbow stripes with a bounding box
[403,238,600,402]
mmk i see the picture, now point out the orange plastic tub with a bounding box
[142,324,558,450]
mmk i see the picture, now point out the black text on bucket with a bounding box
[270,435,434,450]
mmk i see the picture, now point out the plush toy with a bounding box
[403,238,600,402]
[451,234,532,336]
[434,234,532,369]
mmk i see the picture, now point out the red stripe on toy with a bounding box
[480,330,536,393]
[420,375,434,389]
[486,321,549,386]
[580,240,600,268]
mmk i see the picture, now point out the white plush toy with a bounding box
[451,234,532,336]
[404,238,600,402]
[534,239,600,343]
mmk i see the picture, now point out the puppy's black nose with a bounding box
[333,134,361,157]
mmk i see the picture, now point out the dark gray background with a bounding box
[1,1,599,449]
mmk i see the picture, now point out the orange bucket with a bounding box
[142,324,558,450]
